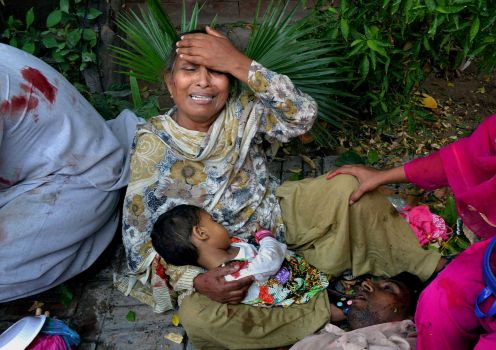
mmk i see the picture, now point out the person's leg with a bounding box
[416,239,496,350]
[276,174,441,281]
[179,291,330,350]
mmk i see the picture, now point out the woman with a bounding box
[0,44,141,301]
[328,115,496,349]
[120,27,442,349]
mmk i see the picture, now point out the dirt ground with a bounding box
[422,68,496,131]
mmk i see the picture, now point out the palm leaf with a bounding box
[113,0,201,83]
[245,0,356,142]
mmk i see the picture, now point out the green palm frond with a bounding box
[245,0,355,134]
[113,0,199,83]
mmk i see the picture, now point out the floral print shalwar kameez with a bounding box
[120,61,318,311]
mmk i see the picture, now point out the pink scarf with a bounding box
[441,115,496,239]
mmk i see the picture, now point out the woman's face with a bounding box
[166,56,230,128]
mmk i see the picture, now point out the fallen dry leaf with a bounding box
[420,93,438,109]
[299,133,314,144]
[300,155,316,169]
[165,333,184,344]
[171,313,180,327]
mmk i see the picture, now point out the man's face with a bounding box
[347,278,411,329]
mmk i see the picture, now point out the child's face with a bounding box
[198,210,231,249]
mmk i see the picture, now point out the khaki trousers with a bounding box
[179,174,441,349]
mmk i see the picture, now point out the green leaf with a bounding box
[359,55,369,78]
[83,28,97,44]
[440,196,458,228]
[435,5,466,14]
[428,15,438,36]
[340,18,349,41]
[340,0,348,12]
[86,8,103,20]
[26,8,35,29]
[58,284,74,307]
[350,39,364,47]
[60,0,70,13]
[425,0,436,11]
[130,73,142,108]
[9,37,18,47]
[22,41,35,54]
[469,17,480,42]
[42,36,58,48]
[68,53,79,61]
[367,150,379,165]
[82,51,96,62]
[367,39,388,57]
[126,310,136,322]
[66,30,81,48]
[287,173,301,181]
[335,150,365,166]
[47,10,62,28]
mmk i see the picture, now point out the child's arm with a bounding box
[244,229,287,282]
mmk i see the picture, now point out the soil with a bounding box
[422,68,496,132]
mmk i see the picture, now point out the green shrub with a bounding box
[313,0,496,127]
[1,0,101,84]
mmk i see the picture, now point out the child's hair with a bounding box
[151,204,203,267]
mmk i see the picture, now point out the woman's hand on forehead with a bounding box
[176,26,252,83]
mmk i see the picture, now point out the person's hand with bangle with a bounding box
[253,222,275,244]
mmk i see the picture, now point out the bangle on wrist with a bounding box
[255,229,273,243]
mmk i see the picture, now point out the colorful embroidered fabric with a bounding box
[226,240,329,307]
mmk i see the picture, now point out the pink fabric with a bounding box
[415,239,496,350]
[400,205,451,246]
[27,334,68,350]
[405,115,496,239]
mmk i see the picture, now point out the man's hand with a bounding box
[193,262,254,304]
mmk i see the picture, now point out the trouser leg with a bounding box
[276,174,441,281]
[179,291,330,350]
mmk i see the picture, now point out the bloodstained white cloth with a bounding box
[0,44,142,301]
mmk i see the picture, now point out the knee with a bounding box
[178,296,202,332]
[324,174,359,198]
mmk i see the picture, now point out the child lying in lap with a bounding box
[151,205,328,307]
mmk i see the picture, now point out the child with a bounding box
[151,204,328,307]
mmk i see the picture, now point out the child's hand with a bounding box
[254,225,274,243]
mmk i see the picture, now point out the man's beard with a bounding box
[347,306,383,330]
